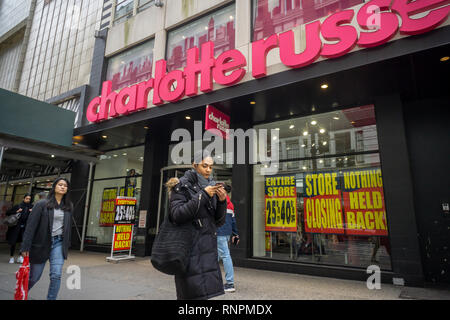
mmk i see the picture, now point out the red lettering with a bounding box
[357,0,399,48]
[86,96,100,122]
[391,0,450,35]
[184,41,215,96]
[136,78,154,111]
[252,34,278,78]
[279,21,322,68]
[213,49,247,85]
[98,81,117,120]
[158,70,185,102]
[321,10,358,59]
[153,59,167,106]
[115,85,137,115]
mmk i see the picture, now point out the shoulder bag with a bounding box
[150,217,198,275]
[4,212,21,227]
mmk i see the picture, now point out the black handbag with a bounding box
[150,217,199,275]
[4,212,21,227]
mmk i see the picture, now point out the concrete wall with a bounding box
[0,0,32,42]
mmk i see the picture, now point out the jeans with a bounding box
[217,235,234,285]
[28,235,64,300]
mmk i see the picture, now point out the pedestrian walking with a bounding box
[20,178,73,300]
[167,150,227,300]
[217,184,239,293]
[6,194,33,264]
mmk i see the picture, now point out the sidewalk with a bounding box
[1,244,449,300]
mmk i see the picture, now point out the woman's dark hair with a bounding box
[23,193,32,199]
[46,178,73,211]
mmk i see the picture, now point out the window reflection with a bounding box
[166,4,236,71]
[252,0,363,41]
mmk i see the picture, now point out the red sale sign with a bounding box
[205,105,230,139]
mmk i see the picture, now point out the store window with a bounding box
[105,39,155,92]
[252,0,363,41]
[166,3,236,72]
[253,105,392,270]
[85,146,144,246]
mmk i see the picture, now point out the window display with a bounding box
[166,4,236,71]
[253,105,392,270]
[252,0,363,41]
[85,146,144,246]
[105,40,155,92]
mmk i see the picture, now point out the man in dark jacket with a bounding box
[217,184,239,292]
[168,150,227,300]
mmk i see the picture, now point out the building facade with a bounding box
[1,0,449,288]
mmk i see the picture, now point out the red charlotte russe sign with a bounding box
[205,105,230,139]
[86,0,450,123]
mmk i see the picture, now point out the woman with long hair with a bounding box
[20,178,73,300]
[6,193,33,264]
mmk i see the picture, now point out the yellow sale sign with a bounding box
[265,175,297,232]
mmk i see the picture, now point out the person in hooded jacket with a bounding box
[6,194,33,264]
[167,150,227,300]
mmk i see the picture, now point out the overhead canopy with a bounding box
[0,89,100,181]
[0,88,75,147]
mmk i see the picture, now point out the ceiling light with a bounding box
[275,128,280,130]
[319,160,323,164]
[302,166,307,170]
[185,116,191,120]
[321,84,329,89]
[250,101,256,105]
[230,15,234,20]
[144,126,149,130]
[122,153,127,156]
[319,128,326,134]
[51,155,55,158]
[440,56,449,62]
[333,116,339,120]
[289,125,295,129]
[303,131,308,136]
[273,136,277,140]
[301,144,306,148]
[311,120,317,125]
[102,135,107,139]
[322,141,327,146]
[113,155,118,158]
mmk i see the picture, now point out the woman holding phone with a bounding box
[20,178,73,300]
[167,150,227,300]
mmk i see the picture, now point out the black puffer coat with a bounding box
[169,169,227,300]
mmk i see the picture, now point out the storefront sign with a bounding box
[99,187,117,227]
[112,224,133,252]
[205,105,230,139]
[86,0,449,123]
[342,169,388,236]
[114,196,137,224]
[138,210,147,228]
[265,175,297,232]
[303,173,345,234]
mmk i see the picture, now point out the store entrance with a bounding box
[156,165,232,233]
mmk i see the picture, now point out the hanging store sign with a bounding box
[205,105,230,139]
[86,0,450,123]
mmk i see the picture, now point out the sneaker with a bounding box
[224,283,235,293]
[17,256,23,264]
[9,257,14,264]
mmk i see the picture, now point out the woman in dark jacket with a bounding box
[168,151,227,300]
[20,178,73,300]
[6,194,33,264]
